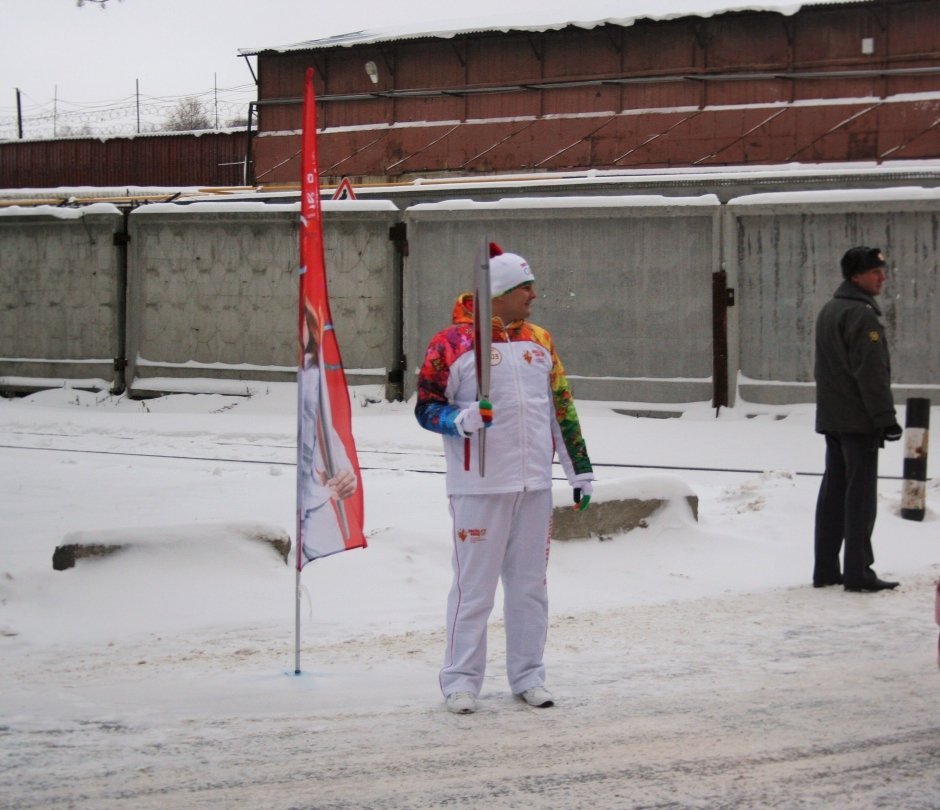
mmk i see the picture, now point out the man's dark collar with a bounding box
[835,278,880,313]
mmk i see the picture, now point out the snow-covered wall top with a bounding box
[240,0,867,55]
[0,203,121,219]
[408,194,721,212]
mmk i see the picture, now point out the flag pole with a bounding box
[293,65,368,676]
[294,353,305,675]
[294,566,302,674]
[294,65,321,678]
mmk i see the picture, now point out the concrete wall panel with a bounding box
[729,189,940,404]
[0,204,124,391]
[126,201,400,394]
[3,188,938,408]
[403,196,721,403]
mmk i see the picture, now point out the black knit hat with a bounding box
[841,246,886,279]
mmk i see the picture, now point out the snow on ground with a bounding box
[1,384,938,808]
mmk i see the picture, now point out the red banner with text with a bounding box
[296,67,366,569]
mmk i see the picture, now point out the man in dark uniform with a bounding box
[813,246,903,592]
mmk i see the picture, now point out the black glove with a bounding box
[882,422,903,442]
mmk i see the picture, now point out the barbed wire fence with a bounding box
[0,82,258,141]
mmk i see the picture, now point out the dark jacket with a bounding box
[814,279,896,435]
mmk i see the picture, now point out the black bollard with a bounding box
[900,397,931,521]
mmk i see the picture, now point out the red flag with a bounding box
[296,67,366,569]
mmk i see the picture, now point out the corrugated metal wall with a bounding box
[0,131,248,189]
[252,0,940,184]
[1,2,937,191]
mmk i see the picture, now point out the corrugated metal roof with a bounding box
[239,0,870,55]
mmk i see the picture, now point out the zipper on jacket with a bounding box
[501,323,532,491]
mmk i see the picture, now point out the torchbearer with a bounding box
[415,242,594,714]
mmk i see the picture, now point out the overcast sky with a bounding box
[2,0,832,103]
[2,0,448,105]
[0,0,484,136]
[0,0,586,136]
[1,0,828,138]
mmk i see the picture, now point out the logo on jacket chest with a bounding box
[489,346,548,367]
[523,347,547,365]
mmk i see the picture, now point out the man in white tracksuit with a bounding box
[415,243,594,714]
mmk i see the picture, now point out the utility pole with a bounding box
[16,88,23,139]
[136,79,140,133]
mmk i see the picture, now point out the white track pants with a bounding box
[439,489,553,697]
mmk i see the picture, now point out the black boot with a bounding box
[844,576,899,592]
[813,574,844,588]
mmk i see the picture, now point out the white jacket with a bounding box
[415,293,592,496]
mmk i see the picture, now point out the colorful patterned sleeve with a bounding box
[532,326,593,475]
[414,326,467,437]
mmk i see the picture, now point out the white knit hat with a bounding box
[488,242,534,297]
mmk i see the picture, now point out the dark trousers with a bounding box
[814,432,879,586]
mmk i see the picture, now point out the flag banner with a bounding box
[296,67,366,570]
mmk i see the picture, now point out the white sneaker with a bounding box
[445,691,477,714]
[519,686,555,707]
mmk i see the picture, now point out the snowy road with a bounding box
[4,576,938,809]
[2,388,938,808]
